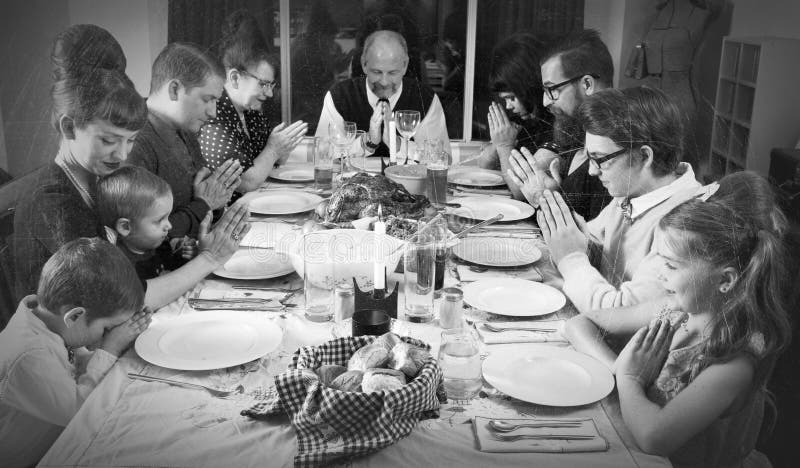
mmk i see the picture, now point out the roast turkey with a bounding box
[323,173,431,226]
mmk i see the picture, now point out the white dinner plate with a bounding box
[135,311,283,371]
[270,163,314,182]
[449,197,535,221]
[350,157,388,173]
[239,222,299,249]
[452,237,541,267]
[483,345,615,406]
[448,167,505,187]
[463,278,565,316]
[213,248,295,280]
[248,190,323,215]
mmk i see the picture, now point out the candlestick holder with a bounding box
[353,273,398,319]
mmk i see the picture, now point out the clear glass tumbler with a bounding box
[403,225,435,323]
[438,328,482,401]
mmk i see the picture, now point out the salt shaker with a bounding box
[439,287,464,329]
[334,283,355,323]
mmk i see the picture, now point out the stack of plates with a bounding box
[448,167,505,187]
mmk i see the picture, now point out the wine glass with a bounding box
[395,110,420,165]
[329,121,357,179]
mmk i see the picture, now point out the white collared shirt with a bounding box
[627,162,697,220]
[315,79,450,154]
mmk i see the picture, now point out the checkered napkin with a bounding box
[242,336,447,467]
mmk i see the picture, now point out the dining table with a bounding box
[39,163,671,468]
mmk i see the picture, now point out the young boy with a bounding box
[97,165,188,280]
[0,238,151,467]
[97,165,251,310]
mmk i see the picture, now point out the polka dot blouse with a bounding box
[199,90,271,171]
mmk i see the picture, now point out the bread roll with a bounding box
[361,368,406,393]
[388,342,431,378]
[347,343,391,371]
[317,364,347,387]
[330,370,364,392]
[372,332,402,352]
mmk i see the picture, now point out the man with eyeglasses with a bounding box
[537,86,701,314]
[130,43,243,241]
[507,29,613,221]
[315,30,450,160]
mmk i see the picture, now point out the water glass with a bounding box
[438,328,482,401]
[303,232,334,322]
[426,148,449,207]
[403,226,435,323]
[311,136,332,190]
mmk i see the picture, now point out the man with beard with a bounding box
[508,29,613,221]
[315,30,450,160]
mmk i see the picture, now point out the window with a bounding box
[169,0,584,141]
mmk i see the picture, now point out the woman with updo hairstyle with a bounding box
[199,10,308,194]
[12,24,147,299]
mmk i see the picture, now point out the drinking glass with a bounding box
[395,110,420,165]
[351,129,369,174]
[403,223,435,323]
[438,328,482,401]
[311,136,332,190]
[303,232,334,322]
[426,147,450,207]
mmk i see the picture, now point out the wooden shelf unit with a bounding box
[708,36,800,178]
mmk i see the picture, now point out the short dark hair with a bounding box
[219,10,278,75]
[37,237,144,321]
[542,29,613,87]
[149,42,224,95]
[50,25,147,133]
[97,166,172,228]
[578,86,683,177]
[489,33,545,114]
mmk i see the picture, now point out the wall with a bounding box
[0,0,168,176]
[584,0,627,87]
[730,0,800,39]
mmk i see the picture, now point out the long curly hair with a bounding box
[658,171,792,382]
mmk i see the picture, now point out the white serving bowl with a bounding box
[278,229,405,288]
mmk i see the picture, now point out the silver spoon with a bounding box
[489,420,582,432]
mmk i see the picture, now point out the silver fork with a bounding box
[128,373,245,398]
[490,433,596,442]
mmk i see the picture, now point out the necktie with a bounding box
[621,198,633,224]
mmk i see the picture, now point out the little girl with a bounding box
[613,171,792,467]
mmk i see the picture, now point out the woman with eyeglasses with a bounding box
[199,11,308,193]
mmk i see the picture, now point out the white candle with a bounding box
[374,209,386,290]
[388,117,397,164]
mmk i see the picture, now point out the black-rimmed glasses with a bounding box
[543,74,599,100]
[587,147,628,170]
[239,69,278,91]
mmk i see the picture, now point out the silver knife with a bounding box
[188,298,286,311]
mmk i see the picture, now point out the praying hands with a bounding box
[507,146,562,207]
[536,189,590,265]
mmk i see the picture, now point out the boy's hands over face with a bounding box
[100,308,153,357]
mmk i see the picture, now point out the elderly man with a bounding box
[129,43,241,240]
[316,30,450,159]
[508,29,613,221]
[537,86,701,314]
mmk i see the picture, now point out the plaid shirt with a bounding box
[243,336,446,467]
